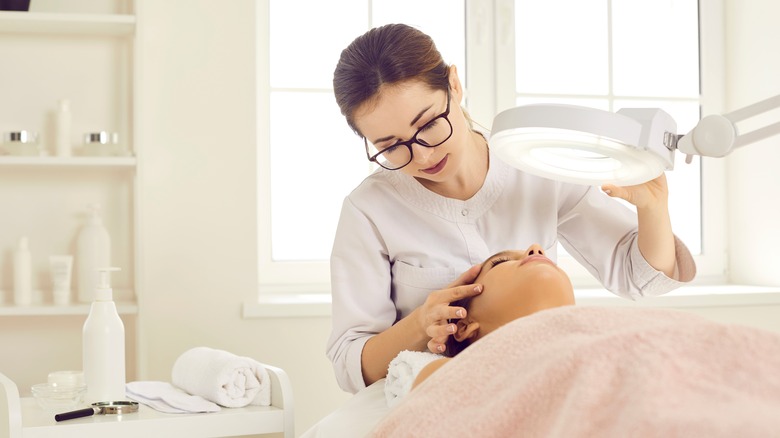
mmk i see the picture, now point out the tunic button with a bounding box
[461,209,469,216]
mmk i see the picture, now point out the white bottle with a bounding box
[13,236,32,306]
[55,99,72,157]
[76,204,111,303]
[82,267,125,403]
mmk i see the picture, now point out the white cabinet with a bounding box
[0,0,139,396]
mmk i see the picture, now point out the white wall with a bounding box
[134,0,780,436]
[135,1,348,435]
[724,0,780,286]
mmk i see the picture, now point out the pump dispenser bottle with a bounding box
[76,204,111,303]
[82,267,125,403]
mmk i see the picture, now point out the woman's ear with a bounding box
[448,65,464,103]
[453,318,479,342]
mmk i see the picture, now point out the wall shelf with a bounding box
[0,156,136,167]
[0,0,141,400]
[0,301,138,316]
[0,11,135,36]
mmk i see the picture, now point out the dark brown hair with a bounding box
[333,23,451,136]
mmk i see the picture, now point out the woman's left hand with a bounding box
[601,172,669,210]
[601,172,676,278]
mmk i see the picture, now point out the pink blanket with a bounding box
[371,306,780,437]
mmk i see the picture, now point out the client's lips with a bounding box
[421,155,448,174]
[520,255,554,267]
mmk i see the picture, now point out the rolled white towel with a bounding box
[385,350,443,407]
[172,347,270,408]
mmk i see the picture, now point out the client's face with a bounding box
[463,244,575,342]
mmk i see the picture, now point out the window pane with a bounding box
[269,91,369,261]
[269,0,367,89]
[667,153,701,254]
[514,0,701,257]
[515,0,608,95]
[612,0,699,97]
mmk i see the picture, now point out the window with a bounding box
[499,0,714,284]
[257,0,723,295]
[258,0,465,292]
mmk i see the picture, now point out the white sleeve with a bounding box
[326,197,397,394]
[557,185,696,299]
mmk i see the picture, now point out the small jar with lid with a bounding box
[82,131,112,156]
[2,131,41,156]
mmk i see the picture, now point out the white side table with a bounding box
[2,364,294,438]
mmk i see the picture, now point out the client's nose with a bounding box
[526,244,544,256]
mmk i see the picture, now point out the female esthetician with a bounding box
[327,23,696,394]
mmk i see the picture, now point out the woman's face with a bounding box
[465,244,575,341]
[352,78,471,183]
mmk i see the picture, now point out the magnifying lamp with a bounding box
[490,94,780,186]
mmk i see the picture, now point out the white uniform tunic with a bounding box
[327,152,696,394]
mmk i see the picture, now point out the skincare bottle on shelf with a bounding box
[82,267,125,403]
[76,204,111,303]
[50,255,74,306]
[55,99,72,157]
[13,236,32,306]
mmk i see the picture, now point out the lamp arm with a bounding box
[677,93,780,158]
[733,120,780,148]
[723,94,780,123]
[726,94,780,148]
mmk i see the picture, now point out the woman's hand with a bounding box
[417,264,483,354]
[602,172,676,278]
[361,264,482,386]
[601,172,669,210]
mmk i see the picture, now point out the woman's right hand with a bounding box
[417,264,483,354]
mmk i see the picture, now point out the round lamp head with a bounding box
[490,104,676,186]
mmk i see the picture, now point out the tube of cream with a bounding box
[50,255,74,306]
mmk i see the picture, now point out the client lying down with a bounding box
[372,244,780,437]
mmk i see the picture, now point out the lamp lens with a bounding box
[530,146,622,173]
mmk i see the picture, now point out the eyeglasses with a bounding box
[364,89,453,171]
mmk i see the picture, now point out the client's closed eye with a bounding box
[490,257,510,267]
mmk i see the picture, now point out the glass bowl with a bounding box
[48,370,84,387]
[31,382,87,411]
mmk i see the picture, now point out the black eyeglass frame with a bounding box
[363,89,453,171]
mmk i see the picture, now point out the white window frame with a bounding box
[255,0,331,295]
[466,0,727,286]
[250,0,728,314]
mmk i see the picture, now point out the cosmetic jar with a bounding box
[48,370,85,387]
[82,131,115,156]
[2,130,41,156]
